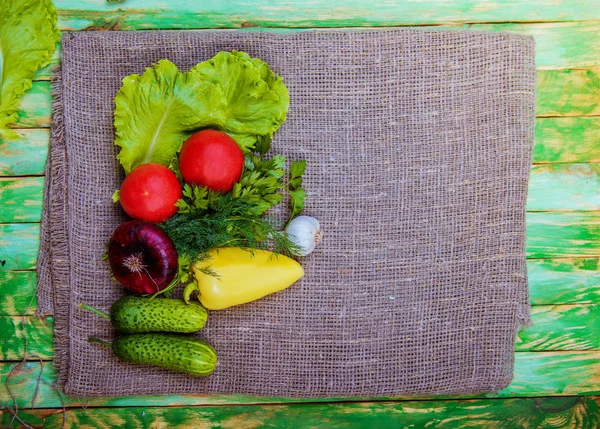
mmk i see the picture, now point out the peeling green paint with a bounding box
[0,224,39,270]
[0,316,53,360]
[1,353,600,409]
[0,177,44,223]
[517,305,600,351]
[534,117,600,163]
[0,129,49,176]
[12,82,52,129]
[537,68,600,116]
[528,258,600,304]
[1,396,599,429]
[526,213,600,259]
[527,164,600,211]
[0,271,37,316]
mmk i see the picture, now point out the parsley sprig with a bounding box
[286,160,306,226]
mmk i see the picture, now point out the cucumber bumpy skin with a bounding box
[113,333,217,376]
[110,296,208,334]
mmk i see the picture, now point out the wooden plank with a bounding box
[0,224,39,271]
[516,305,600,351]
[534,117,600,164]
[2,396,600,429]
[10,81,52,129]
[51,5,600,69]
[537,68,600,117]
[0,316,53,361]
[0,304,593,368]
[466,21,600,69]
[528,258,600,305]
[0,129,49,176]
[1,351,599,408]
[0,272,37,316]
[526,212,600,258]
[0,177,44,223]
[53,0,600,31]
[503,351,600,398]
[30,59,600,120]
[31,39,600,87]
[527,164,600,212]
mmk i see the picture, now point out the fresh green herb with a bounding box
[151,254,203,298]
[254,134,273,155]
[286,160,307,226]
[175,151,288,218]
[0,0,59,139]
[232,153,286,215]
[176,184,209,214]
[112,190,120,203]
[161,197,301,261]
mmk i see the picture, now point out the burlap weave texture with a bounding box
[38,29,535,397]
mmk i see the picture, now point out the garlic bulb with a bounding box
[285,216,322,256]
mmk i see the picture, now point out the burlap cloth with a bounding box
[37,29,535,398]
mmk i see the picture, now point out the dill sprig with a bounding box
[160,197,301,261]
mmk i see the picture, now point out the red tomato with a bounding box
[120,163,182,223]
[179,130,244,192]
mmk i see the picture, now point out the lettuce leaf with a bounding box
[115,51,289,173]
[114,59,226,174]
[191,51,289,151]
[0,0,59,140]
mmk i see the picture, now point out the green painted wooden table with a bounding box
[2,1,600,427]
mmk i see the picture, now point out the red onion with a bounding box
[108,220,178,294]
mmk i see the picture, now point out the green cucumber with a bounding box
[110,296,208,333]
[112,333,217,376]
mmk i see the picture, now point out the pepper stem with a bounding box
[79,303,110,320]
[183,280,199,304]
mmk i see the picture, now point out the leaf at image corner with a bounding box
[0,0,59,140]
[114,59,226,174]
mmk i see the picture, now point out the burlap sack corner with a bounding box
[38,28,535,398]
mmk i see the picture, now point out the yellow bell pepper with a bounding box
[188,247,304,310]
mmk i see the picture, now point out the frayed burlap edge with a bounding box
[37,65,72,388]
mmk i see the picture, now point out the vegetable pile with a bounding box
[86,51,323,376]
